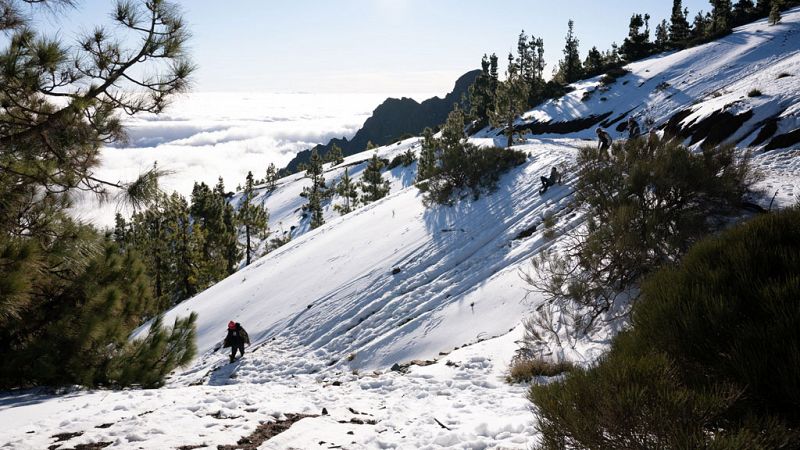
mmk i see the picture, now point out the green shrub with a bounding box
[418,106,527,205]
[507,358,573,383]
[526,137,754,335]
[748,88,763,97]
[530,208,800,449]
[387,149,416,170]
[599,67,630,86]
[421,144,527,205]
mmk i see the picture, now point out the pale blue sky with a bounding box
[49,0,711,95]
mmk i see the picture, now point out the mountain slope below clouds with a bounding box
[282,70,480,173]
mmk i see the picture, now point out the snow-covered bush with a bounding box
[530,207,800,449]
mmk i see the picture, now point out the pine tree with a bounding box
[732,0,756,23]
[417,128,438,182]
[468,54,497,127]
[359,153,390,204]
[264,163,278,191]
[326,143,344,166]
[366,141,377,151]
[491,58,529,148]
[334,168,359,215]
[621,14,653,61]
[301,148,327,229]
[669,0,691,46]
[129,193,171,305]
[0,0,196,389]
[690,11,711,41]
[710,0,733,35]
[214,177,241,275]
[654,20,670,51]
[190,181,229,289]
[555,20,583,84]
[164,193,204,302]
[583,47,605,78]
[238,171,269,266]
[769,0,782,24]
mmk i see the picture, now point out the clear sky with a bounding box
[49,0,712,96]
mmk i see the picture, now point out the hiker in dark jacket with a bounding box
[596,127,612,151]
[540,166,562,194]
[224,321,250,363]
[627,116,641,139]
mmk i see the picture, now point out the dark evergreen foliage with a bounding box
[555,20,583,84]
[531,207,800,449]
[333,168,358,216]
[621,13,653,61]
[300,149,328,229]
[238,171,269,266]
[0,0,196,388]
[359,153,391,204]
[491,61,529,148]
[670,0,692,46]
[418,107,527,205]
[527,137,754,332]
[467,54,499,128]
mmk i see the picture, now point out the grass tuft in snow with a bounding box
[506,358,574,384]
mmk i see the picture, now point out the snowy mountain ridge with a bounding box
[2,9,800,449]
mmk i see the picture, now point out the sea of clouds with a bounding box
[72,92,432,227]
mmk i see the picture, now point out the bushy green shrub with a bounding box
[599,67,630,86]
[526,137,754,334]
[387,149,416,170]
[530,208,800,449]
[109,313,197,388]
[418,105,527,205]
[421,144,527,205]
[0,238,197,389]
[748,88,763,97]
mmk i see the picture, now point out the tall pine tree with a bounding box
[555,20,583,84]
[238,171,269,266]
[301,148,328,229]
[417,128,438,182]
[670,0,691,46]
[491,58,529,148]
[334,168,359,215]
[710,0,733,35]
[264,163,278,191]
[0,0,196,388]
[621,14,653,61]
[359,154,391,204]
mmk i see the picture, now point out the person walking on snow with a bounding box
[540,166,562,194]
[627,116,641,139]
[596,127,612,151]
[224,321,250,363]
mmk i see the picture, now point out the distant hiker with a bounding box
[540,166,562,194]
[627,117,641,139]
[596,127,612,152]
[224,321,250,363]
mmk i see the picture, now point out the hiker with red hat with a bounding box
[223,321,250,363]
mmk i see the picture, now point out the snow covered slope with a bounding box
[490,7,800,151]
[142,138,583,379]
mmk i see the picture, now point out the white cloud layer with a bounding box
[71,92,433,227]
